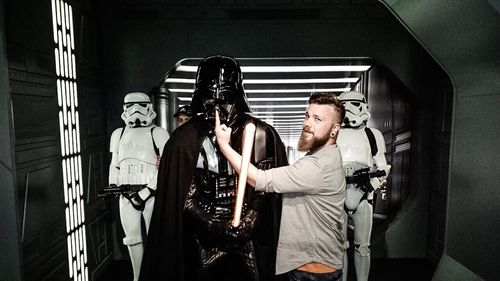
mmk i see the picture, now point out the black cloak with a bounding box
[139,114,288,281]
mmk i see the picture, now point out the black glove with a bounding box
[221,209,259,248]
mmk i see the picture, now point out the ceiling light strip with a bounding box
[244,78,359,84]
[272,123,304,126]
[166,78,359,84]
[170,88,351,94]
[263,120,303,124]
[178,97,311,102]
[251,104,307,109]
[165,78,196,83]
[256,114,304,117]
[250,111,305,114]
[263,118,304,121]
[247,88,351,93]
[170,89,194,93]
[176,65,371,73]
[250,97,310,102]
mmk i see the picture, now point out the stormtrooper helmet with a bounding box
[338,91,370,128]
[121,92,157,127]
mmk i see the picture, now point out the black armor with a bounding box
[185,55,285,281]
[184,115,285,281]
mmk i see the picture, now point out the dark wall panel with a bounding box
[366,66,393,215]
[0,0,24,279]
[427,72,452,263]
[18,163,65,241]
[101,20,190,130]
[364,63,431,259]
[11,93,58,141]
[5,0,113,280]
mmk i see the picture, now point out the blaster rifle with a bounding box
[98,184,146,200]
[345,168,386,192]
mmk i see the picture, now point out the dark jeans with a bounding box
[288,269,342,281]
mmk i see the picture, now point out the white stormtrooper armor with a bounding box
[337,91,391,281]
[108,92,169,281]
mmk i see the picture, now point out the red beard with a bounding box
[297,128,330,152]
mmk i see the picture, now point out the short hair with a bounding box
[308,92,345,124]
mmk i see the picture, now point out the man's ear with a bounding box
[330,123,341,137]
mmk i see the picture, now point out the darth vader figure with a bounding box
[140,55,288,281]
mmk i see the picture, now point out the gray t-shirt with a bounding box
[255,144,346,275]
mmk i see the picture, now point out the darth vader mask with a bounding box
[190,55,251,127]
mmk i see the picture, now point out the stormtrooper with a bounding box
[336,91,391,281]
[140,55,287,281]
[108,92,169,281]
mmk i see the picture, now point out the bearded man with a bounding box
[216,92,347,281]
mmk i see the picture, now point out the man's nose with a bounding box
[303,117,312,127]
[302,123,311,132]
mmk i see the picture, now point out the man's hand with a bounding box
[215,110,232,149]
[214,109,259,188]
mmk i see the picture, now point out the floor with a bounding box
[97,258,436,281]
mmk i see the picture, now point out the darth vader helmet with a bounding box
[338,91,370,128]
[190,55,251,126]
[121,92,157,128]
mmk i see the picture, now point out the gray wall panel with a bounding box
[0,0,24,279]
[448,94,500,278]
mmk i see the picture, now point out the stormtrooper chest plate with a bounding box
[118,127,157,165]
[337,128,374,167]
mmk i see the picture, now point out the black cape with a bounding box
[139,115,288,281]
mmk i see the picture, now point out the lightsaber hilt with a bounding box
[232,122,256,227]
